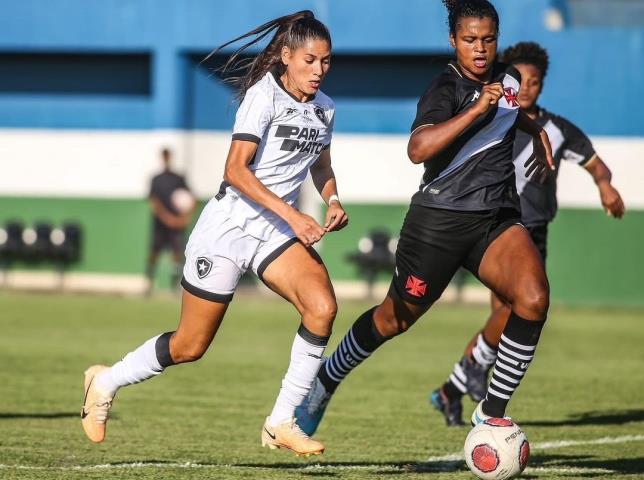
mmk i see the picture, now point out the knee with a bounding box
[373,304,415,338]
[302,297,337,333]
[514,282,550,319]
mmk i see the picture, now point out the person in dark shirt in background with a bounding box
[147,148,195,294]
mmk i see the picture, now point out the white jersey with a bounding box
[214,68,335,240]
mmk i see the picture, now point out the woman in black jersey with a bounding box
[430,41,626,426]
[296,0,555,436]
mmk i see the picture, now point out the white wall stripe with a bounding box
[0,130,643,209]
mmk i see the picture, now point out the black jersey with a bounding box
[149,170,189,225]
[512,107,596,227]
[410,61,522,212]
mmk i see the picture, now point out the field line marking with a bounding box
[0,433,642,472]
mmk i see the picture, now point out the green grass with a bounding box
[0,291,643,480]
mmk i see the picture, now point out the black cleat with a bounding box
[460,356,490,403]
[430,388,465,427]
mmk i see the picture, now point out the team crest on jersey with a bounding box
[196,256,212,279]
[314,106,327,125]
[503,87,519,107]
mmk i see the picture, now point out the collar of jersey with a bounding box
[269,65,316,104]
[448,60,504,86]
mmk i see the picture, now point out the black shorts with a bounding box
[392,205,522,305]
[151,222,185,254]
[526,223,548,263]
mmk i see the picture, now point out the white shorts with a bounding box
[181,199,297,303]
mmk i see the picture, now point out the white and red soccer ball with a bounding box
[464,418,530,480]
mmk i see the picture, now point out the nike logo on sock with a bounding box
[307,353,322,359]
[264,427,276,440]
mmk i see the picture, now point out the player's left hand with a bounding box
[599,183,626,218]
[324,200,349,232]
[525,131,555,183]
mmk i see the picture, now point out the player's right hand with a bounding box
[472,83,504,116]
[289,212,326,247]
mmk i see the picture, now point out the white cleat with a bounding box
[261,417,325,457]
[471,400,512,426]
[81,365,113,443]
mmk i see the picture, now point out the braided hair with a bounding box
[204,10,331,101]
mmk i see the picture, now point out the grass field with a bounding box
[0,291,643,480]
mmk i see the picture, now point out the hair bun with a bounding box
[442,0,459,10]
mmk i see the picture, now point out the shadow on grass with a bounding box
[521,409,644,427]
[528,453,644,476]
[0,412,79,419]
[75,454,644,477]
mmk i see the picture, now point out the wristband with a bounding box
[327,194,340,205]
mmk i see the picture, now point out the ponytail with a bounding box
[204,10,331,101]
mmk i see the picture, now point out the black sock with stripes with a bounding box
[483,311,545,417]
[318,307,388,394]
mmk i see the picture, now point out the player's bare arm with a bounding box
[224,139,325,247]
[407,83,504,164]
[584,155,626,218]
[517,109,555,180]
[310,148,348,232]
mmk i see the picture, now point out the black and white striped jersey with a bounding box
[410,61,521,212]
[513,107,596,227]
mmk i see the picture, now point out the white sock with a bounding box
[471,333,498,368]
[95,334,165,397]
[268,328,328,426]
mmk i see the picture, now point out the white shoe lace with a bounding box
[93,396,113,424]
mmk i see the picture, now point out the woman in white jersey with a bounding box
[80,10,347,457]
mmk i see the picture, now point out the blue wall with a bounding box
[1,0,642,135]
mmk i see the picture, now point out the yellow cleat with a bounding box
[81,365,113,443]
[261,417,325,456]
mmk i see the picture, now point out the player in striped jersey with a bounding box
[430,41,626,426]
[80,11,348,456]
[296,0,557,436]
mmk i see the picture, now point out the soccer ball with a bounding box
[171,188,196,214]
[464,418,530,479]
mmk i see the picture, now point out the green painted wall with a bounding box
[0,196,163,274]
[548,208,643,306]
[0,197,642,306]
[316,203,644,307]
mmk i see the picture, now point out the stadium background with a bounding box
[0,0,642,306]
